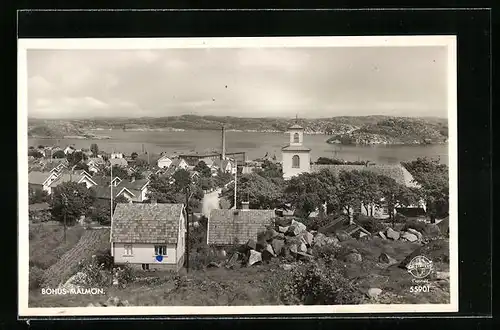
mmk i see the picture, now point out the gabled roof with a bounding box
[157,155,172,162]
[111,203,184,244]
[289,124,303,130]
[310,164,420,188]
[208,208,275,245]
[171,158,187,168]
[49,173,97,188]
[28,171,51,185]
[110,158,128,167]
[120,178,149,191]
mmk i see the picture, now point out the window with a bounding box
[293,132,300,143]
[154,245,167,256]
[292,155,300,168]
[124,244,133,256]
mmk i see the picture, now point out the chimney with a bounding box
[241,201,250,210]
[221,125,226,160]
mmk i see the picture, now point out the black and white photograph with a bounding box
[18,36,458,316]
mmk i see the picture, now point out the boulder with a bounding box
[207,261,221,268]
[278,226,289,233]
[281,264,294,271]
[407,228,423,241]
[425,224,442,237]
[367,288,383,299]
[271,239,285,256]
[295,252,314,262]
[286,225,301,236]
[379,231,387,240]
[217,249,227,258]
[298,242,307,253]
[289,244,298,254]
[402,232,418,242]
[291,220,307,233]
[394,223,405,231]
[226,252,240,268]
[359,232,369,239]
[378,253,398,265]
[386,228,400,240]
[336,230,351,242]
[247,250,262,266]
[276,233,285,240]
[256,240,268,252]
[399,239,449,269]
[312,232,327,247]
[344,252,362,263]
[302,231,314,246]
[246,239,257,250]
[262,246,275,262]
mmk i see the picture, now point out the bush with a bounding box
[29,266,45,290]
[113,263,135,285]
[94,249,114,270]
[283,261,364,305]
[356,215,386,234]
[403,219,428,233]
[189,246,225,270]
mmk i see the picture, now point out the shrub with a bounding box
[94,249,114,270]
[403,219,428,233]
[113,263,135,285]
[284,261,364,305]
[29,266,45,290]
[356,215,386,234]
[189,246,225,270]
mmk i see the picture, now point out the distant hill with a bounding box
[27,115,448,144]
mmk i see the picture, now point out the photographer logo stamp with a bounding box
[407,255,434,279]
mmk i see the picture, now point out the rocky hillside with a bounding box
[28,115,448,144]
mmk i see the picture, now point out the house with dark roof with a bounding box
[207,202,275,246]
[111,203,186,271]
[47,172,98,195]
[28,171,59,193]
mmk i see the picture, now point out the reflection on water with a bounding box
[29,130,449,165]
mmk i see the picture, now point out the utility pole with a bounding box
[61,192,68,243]
[234,159,237,209]
[184,186,190,273]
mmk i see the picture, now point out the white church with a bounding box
[281,122,311,180]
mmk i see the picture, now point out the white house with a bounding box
[170,158,189,171]
[281,123,311,180]
[28,171,59,194]
[157,155,173,169]
[111,152,124,159]
[64,146,76,155]
[45,172,98,195]
[111,203,186,272]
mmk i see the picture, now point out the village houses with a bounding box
[110,203,187,271]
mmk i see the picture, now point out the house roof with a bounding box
[120,178,149,191]
[281,145,312,152]
[137,153,162,165]
[171,158,186,168]
[310,164,420,188]
[157,155,172,162]
[111,203,184,244]
[288,124,303,130]
[28,171,50,185]
[208,209,275,245]
[49,173,96,187]
[29,202,50,212]
[110,158,128,167]
[87,157,105,165]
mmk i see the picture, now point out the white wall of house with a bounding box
[113,243,177,265]
[79,176,96,189]
[282,151,311,180]
[176,213,186,264]
[119,189,135,202]
[157,157,172,169]
[141,186,149,202]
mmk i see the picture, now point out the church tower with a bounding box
[281,117,311,180]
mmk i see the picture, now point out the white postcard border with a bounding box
[18,35,458,317]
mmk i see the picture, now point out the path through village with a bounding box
[201,188,221,217]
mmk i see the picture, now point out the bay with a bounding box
[29,130,449,165]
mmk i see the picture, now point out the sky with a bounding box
[27,46,448,119]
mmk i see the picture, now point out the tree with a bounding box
[376,175,419,220]
[193,161,211,178]
[90,143,99,157]
[52,150,66,159]
[402,157,449,222]
[337,170,365,217]
[172,169,191,190]
[199,177,215,191]
[221,173,285,210]
[131,152,138,160]
[29,187,49,204]
[89,195,128,225]
[28,150,44,158]
[50,182,95,226]
[67,151,87,166]
[73,162,90,173]
[146,174,204,212]
[254,160,283,178]
[215,170,233,187]
[103,165,129,180]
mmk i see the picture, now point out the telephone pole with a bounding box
[184,186,190,273]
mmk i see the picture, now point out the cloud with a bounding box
[26,47,448,119]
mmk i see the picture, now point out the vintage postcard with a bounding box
[18,36,458,316]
